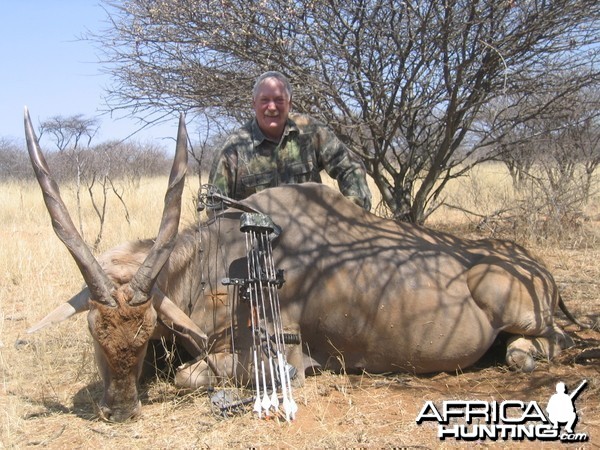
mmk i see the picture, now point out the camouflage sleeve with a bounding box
[317,125,372,211]
[208,143,238,200]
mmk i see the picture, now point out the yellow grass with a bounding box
[1,165,598,448]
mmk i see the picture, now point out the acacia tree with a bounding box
[39,115,100,235]
[39,114,99,153]
[97,0,600,223]
[37,115,133,249]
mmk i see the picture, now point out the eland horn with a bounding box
[129,113,188,304]
[24,106,116,306]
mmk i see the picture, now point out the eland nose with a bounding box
[99,400,142,422]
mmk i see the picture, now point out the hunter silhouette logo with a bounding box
[546,380,587,435]
[415,379,589,442]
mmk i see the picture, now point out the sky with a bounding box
[0,1,179,147]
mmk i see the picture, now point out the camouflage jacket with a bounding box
[208,113,372,210]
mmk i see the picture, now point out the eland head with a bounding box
[24,108,190,422]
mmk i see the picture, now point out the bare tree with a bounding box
[39,114,99,153]
[472,83,600,243]
[95,0,600,223]
[85,158,132,251]
[558,88,600,199]
[0,138,30,180]
[39,115,100,234]
[93,140,171,186]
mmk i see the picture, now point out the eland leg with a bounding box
[175,352,251,389]
[467,256,573,372]
[506,326,573,372]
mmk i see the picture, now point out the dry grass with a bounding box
[1,165,598,449]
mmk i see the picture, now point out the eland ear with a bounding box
[27,287,90,333]
[152,287,208,356]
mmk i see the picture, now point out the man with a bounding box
[208,71,372,210]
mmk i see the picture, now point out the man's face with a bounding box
[253,77,291,142]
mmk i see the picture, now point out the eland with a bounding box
[25,110,578,421]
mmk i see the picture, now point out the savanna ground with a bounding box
[1,164,598,449]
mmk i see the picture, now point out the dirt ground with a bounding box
[1,254,598,449]
[1,176,599,448]
[2,333,599,449]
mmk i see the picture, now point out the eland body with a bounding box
[26,111,575,421]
